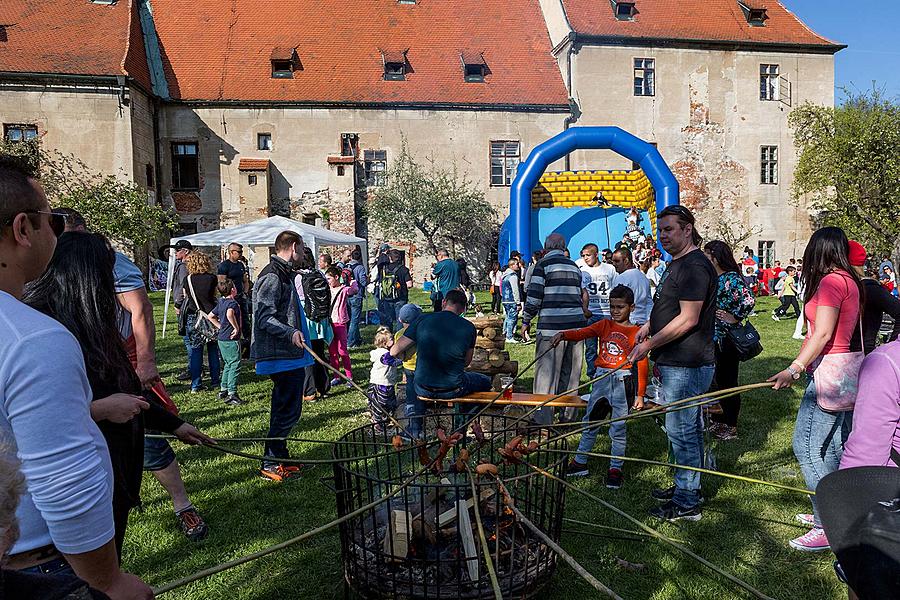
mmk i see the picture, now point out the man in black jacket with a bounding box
[252,230,314,482]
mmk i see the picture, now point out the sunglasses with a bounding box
[3,209,67,237]
[659,205,693,220]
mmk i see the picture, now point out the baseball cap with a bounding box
[848,240,867,267]
[397,303,423,325]
[174,240,193,251]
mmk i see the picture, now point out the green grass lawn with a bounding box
[125,291,842,599]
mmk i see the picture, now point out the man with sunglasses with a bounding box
[218,242,251,349]
[0,156,153,598]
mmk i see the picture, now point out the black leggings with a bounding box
[774,295,800,318]
[303,339,330,397]
[710,338,742,427]
[491,289,502,313]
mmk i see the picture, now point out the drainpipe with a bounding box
[561,33,580,171]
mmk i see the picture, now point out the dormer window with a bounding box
[738,2,768,26]
[270,47,299,79]
[381,50,408,81]
[460,52,487,83]
[612,1,636,20]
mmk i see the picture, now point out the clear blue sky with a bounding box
[782,0,900,103]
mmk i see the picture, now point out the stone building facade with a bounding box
[542,0,842,262]
[0,0,841,277]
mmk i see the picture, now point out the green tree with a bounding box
[0,138,176,246]
[366,143,496,257]
[789,90,900,262]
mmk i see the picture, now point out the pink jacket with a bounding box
[329,280,359,324]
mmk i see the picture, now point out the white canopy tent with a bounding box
[162,215,367,336]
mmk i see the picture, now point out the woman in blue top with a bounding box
[703,240,756,440]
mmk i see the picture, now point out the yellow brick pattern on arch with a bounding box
[531,169,657,235]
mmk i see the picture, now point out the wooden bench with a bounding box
[422,392,586,409]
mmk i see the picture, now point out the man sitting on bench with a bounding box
[390,289,491,434]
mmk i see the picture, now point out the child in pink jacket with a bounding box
[326,266,359,386]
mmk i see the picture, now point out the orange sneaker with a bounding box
[259,464,300,482]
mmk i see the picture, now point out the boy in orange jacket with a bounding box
[552,284,648,488]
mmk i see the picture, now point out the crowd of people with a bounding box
[1,149,896,600]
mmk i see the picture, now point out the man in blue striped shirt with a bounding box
[521,233,589,424]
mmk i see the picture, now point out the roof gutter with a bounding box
[569,33,846,55]
[166,99,570,113]
[0,71,154,96]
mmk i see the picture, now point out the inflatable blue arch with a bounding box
[499,126,679,261]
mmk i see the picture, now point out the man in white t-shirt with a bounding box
[578,243,617,376]
[0,156,152,598]
[611,247,652,325]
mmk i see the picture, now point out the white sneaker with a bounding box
[772,314,780,321]
[792,334,805,340]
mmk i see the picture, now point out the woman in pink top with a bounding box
[769,227,862,552]
[325,266,358,386]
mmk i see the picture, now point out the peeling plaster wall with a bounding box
[569,44,835,261]
[0,83,137,180]
[157,105,564,280]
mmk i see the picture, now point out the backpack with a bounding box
[302,270,331,321]
[340,266,354,287]
[380,267,400,300]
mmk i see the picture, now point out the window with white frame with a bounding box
[760,64,779,101]
[760,146,778,185]
[490,141,520,186]
[364,150,387,186]
[634,58,655,97]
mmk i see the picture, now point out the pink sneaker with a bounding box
[794,513,815,527]
[789,527,830,552]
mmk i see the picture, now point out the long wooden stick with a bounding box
[541,382,773,447]
[464,466,503,600]
[539,448,814,496]
[301,339,416,440]
[507,503,623,600]
[524,463,775,600]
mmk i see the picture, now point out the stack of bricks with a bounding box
[467,316,518,390]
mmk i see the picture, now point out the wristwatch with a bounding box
[787,365,802,380]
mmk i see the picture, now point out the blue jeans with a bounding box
[378,298,406,333]
[583,314,604,377]
[792,376,852,526]
[657,364,715,509]
[403,367,423,437]
[186,314,221,391]
[347,295,364,347]
[502,302,519,340]
[264,367,306,467]
[575,367,628,467]
[417,371,493,432]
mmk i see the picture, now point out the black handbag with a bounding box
[726,320,763,361]
[187,275,219,345]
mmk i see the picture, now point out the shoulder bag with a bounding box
[813,317,865,413]
[187,275,219,345]
[726,320,763,361]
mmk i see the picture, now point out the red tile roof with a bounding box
[0,0,153,90]
[149,0,569,106]
[238,158,270,170]
[562,0,841,49]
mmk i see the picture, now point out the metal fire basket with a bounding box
[332,413,568,599]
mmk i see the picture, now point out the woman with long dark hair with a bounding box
[23,232,211,555]
[769,227,863,552]
[703,240,756,440]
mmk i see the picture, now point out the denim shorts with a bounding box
[143,431,176,471]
